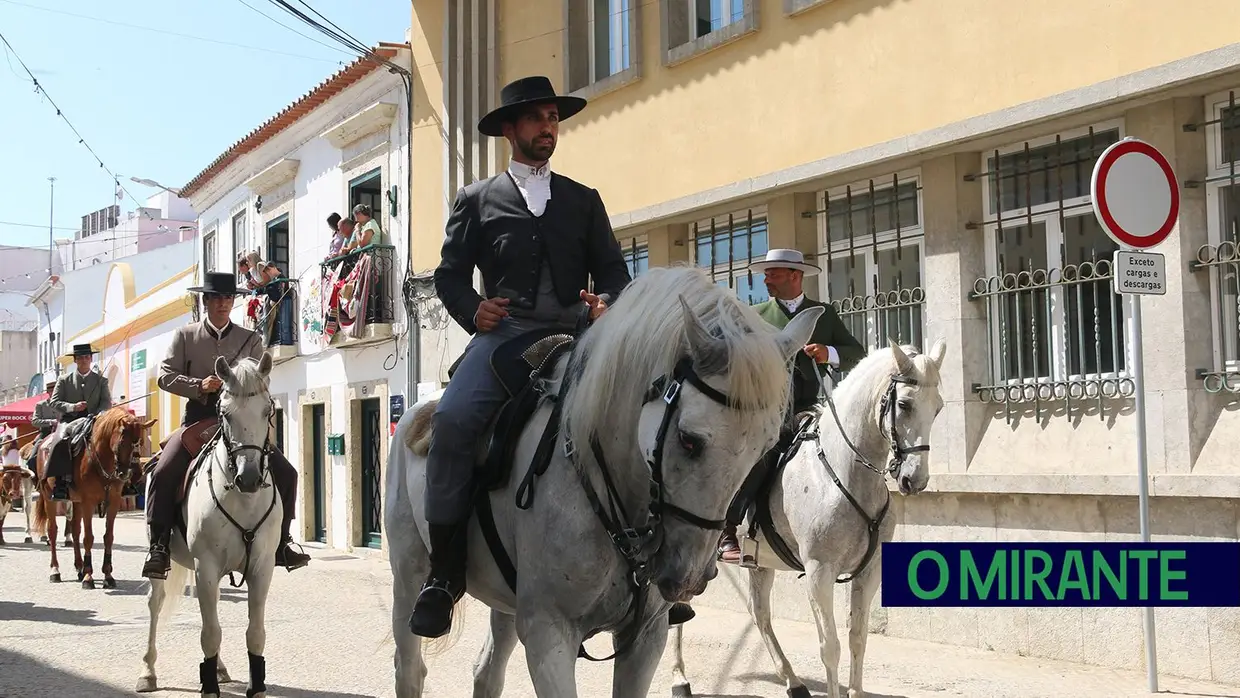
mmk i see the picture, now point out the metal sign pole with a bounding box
[1128,291,1158,693]
[1091,136,1178,695]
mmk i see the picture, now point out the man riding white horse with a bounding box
[140,272,311,579]
[43,343,113,501]
[409,75,698,639]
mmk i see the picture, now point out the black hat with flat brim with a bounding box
[187,271,242,296]
[477,76,587,138]
[63,343,97,359]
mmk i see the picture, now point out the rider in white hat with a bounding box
[718,248,866,561]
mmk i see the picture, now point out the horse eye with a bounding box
[678,430,704,458]
[898,400,914,413]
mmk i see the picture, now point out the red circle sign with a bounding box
[1091,138,1180,250]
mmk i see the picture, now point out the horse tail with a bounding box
[32,486,49,538]
[158,559,192,624]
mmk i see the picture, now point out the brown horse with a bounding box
[33,408,157,588]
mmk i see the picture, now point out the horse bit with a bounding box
[206,388,278,588]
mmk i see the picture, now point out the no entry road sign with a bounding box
[1091,137,1180,250]
[1089,136,1182,695]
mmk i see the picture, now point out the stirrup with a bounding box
[276,537,310,570]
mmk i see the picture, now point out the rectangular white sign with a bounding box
[1112,251,1167,296]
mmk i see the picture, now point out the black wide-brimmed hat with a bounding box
[63,343,97,359]
[477,76,587,138]
[187,272,242,296]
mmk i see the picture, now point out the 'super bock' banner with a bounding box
[880,542,1240,607]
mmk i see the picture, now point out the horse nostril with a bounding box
[900,475,912,491]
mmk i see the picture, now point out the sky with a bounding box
[0,0,411,250]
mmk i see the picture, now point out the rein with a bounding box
[204,386,278,588]
[564,355,738,662]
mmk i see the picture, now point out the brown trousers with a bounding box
[145,421,298,537]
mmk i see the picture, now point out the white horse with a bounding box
[137,352,282,698]
[0,462,36,544]
[386,265,823,697]
[668,338,948,698]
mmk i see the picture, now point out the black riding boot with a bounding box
[408,522,468,638]
[142,525,171,580]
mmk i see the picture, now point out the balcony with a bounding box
[246,277,300,364]
[319,243,397,349]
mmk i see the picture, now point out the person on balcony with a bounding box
[407,75,642,640]
[140,272,311,579]
[327,212,344,257]
[255,261,296,348]
[342,203,384,254]
[43,344,113,500]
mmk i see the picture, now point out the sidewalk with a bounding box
[1,513,1237,697]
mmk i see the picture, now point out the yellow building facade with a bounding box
[408,0,1240,683]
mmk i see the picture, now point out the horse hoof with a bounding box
[23,536,32,543]
[49,573,61,583]
[81,579,94,590]
[787,687,812,698]
[672,684,694,697]
[102,577,117,589]
[135,676,158,693]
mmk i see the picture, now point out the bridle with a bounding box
[206,382,278,589]
[813,361,930,479]
[561,355,746,661]
[214,386,276,490]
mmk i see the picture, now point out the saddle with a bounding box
[445,328,577,491]
[143,417,221,501]
[62,415,98,461]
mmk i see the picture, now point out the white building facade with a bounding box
[179,43,414,554]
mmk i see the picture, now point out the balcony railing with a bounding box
[247,277,300,352]
[319,243,396,346]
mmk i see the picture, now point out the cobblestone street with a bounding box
[0,512,1236,697]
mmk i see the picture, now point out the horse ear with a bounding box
[680,295,726,370]
[775,306,824,361]
[258,351,273,377]
[927,338,948,368]
[215,356,233,383]
[889,338,915,375]
[142,418,159,430]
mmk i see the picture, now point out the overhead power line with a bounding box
[0,0,343,64]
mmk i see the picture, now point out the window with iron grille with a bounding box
[970,121,1133,415]
[691,207,770,305]
[620,236,649,278]
[1191,89,1240,393]
[818,172,925,352]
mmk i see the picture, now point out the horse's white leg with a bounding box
[518,613,581,697]
[471,609,519,698]
[136,577,167,692]
[668,624,693,697]
[611,616,670,698]
[22,479,34,543]
[806,562,843,698]
[748,566,808,697]
[244,567,274,698]
[847,557,882,698]
[385,446,429,698]
[195,565,225,698]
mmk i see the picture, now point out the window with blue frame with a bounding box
[692,208,770,306]
[621,238,649,278]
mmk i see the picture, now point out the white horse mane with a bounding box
[561,264,793,455]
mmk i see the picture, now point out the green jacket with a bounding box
[50,369,113,423]
[752,297,866,412]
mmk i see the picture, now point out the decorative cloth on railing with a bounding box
[321,249,374,346]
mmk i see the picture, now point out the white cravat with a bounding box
[507,159,552,217]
